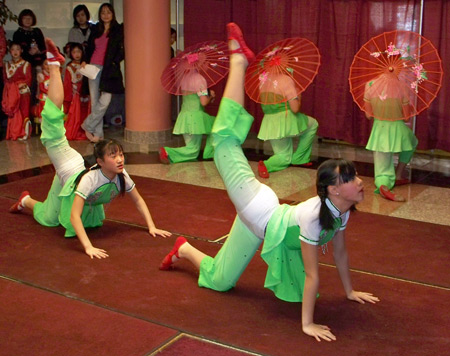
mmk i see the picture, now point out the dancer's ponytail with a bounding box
[72,164,100,192]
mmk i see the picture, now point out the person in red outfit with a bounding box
[64,43,89,140]
[2,41,32,140]
[34,59,50,125]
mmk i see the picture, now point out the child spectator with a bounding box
[33,59,50,126]
[64,43,89,140]
[2,41,32,140]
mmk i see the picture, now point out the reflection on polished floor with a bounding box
[1,126,449,226]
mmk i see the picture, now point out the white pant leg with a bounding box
[84,65,111,137]
[91,91,112,137]
[46,140,86,186]
[215,138,279,239]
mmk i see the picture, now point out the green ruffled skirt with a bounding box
[258,106,309,140]
[173,94,215,135]
[366,119,417,153]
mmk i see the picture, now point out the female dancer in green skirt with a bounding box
[159,71,216,164]
[160,23,378,342]
[257,80,319,178]
[364,70,418,202]
[10,38,171,259]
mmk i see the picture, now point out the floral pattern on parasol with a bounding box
[349,30,443,121]
[161,40,229,95]
[245,37,321,105]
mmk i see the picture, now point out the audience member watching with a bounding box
[13,9,45,67]
[81,3,124,143]
[68,4,92,49]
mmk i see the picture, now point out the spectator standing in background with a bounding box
[13,9,45,68]
[81,3,124,143]
[68,5,92,49]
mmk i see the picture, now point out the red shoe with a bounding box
[292,162,313,168]
[395,178,410,186]
[45,38,65,64]
[159,147,170,164]
[258,160,270,179]
[226,22,255,64]
[159,236,187,270]
[9,191,30,213]
[379,185,405,202]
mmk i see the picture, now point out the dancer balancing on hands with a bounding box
[160,23,379,342]
[9,38,171,259]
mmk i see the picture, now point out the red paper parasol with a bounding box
[161,40,229,95]
[349,30,443,121]
[244,37,321,105]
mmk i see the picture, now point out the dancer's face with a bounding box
[334,174,364,204]
[10,45,22,61]
[98,149,125,177]
[76,11,88,27]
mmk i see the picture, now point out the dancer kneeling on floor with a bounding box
[257,74,319,179]
[159,71,216,164]
[364,69,417,202]
[9,38,171,259]
[160,23,379,342]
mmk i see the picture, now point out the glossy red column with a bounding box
[123,0,172,145]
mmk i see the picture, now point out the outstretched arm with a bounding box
[70,195,109,259]
[301,241,336,342]
[332,230,379,304]
[128,188,172,238]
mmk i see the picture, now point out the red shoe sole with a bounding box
[292,162,313,168]
[258,161,270,179]
[45,38,66,64]
[226,22,255,63]
[379,186,405,202]
[159,147,170,164]
[9,190,30,213]
[159,236,187,270]
[379,186,396,201]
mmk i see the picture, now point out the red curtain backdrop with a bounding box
[184,0,449,152]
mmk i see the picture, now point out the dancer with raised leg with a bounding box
[10,38,171,259]
[160,23,378,342]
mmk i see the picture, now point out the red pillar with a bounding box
[123,0,172,145]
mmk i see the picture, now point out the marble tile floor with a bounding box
[1,126,449,226]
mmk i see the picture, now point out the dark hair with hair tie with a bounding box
[73,139,126,196]
[316,159,356,230]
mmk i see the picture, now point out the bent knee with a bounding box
[307,116,319,129]
[203,279,234,292]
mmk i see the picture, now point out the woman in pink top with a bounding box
[81,3,124,142]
